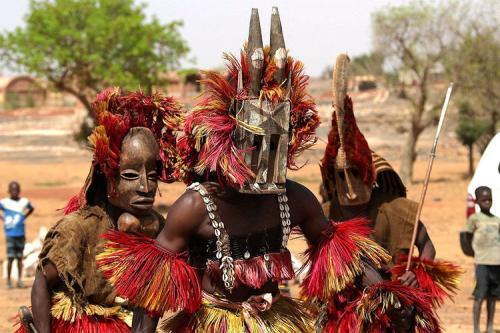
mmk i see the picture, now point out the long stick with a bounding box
[406,83,454,271]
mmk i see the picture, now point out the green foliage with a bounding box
[372,0,459,80]
[455,101,488,147]
[349,52,384,77]
[0,0,189,113]
[320,52,383,81]
[445,16,499,136]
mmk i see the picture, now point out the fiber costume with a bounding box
[319,54,461,331]
[15,88,183,333]
[97,8,391,333]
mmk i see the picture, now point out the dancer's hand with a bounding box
[398,270,418,287]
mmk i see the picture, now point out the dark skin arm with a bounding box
[132,190,205,333]
[399,222,436,287]
[415,222,435,260]
[286,180,385,287]
[31,262,60,333]
[24,205,35,219]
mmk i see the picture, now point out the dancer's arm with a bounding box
[287,180,389,291]
[131,190,206,333]
[31,262,59,333]
[399,222,436,287]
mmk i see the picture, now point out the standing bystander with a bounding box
[466,186,500,333]
[0,181,34,289]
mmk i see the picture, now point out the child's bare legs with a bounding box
[486,297,495,333]
[6,258,13,288]
[473,298,482,333]
[16,257,24,288]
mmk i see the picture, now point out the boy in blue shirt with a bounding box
[0,181,34,289]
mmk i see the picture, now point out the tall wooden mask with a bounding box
[233,8,291,194]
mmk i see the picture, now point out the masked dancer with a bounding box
[319,54,461,332]
[16,88,183,333]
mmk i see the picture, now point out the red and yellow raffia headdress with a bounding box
[178,47,320,187]
[64,87,184,214]
[321,96,374,186]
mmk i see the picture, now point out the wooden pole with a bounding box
[406,83,454,271]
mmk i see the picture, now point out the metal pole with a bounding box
[406,83,454,271]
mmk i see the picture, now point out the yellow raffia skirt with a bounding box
[160,292,315,333]
[14,292,132,333]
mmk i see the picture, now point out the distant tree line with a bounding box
[0,0,189,130]
[324,0,499,183]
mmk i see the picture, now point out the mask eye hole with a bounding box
[250,135,263,171]
[121,171,139,180]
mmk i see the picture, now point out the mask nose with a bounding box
[343,169,358,200]
[138,172,149,194]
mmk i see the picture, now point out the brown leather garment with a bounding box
[38,205,164,308]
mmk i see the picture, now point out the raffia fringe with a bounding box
[13,292,130,333]
[96,230,201,316]
[206,250,294,289]
[161,294,314,333]
[354,281,441,333]
[301,218,391,300]
[391,256,463,306]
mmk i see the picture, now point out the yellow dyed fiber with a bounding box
[161,295,314,333]
[50,292,132,327]
[321,234,391,298]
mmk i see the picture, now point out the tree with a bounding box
[372,0,460,184]
[320,52,384,80]
[349,52,384,77]
[455,102,488,176]
[445,1,499,147]
[0,0,189,116]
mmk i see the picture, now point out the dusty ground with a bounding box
[0,97,498,332]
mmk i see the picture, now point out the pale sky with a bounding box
[0,0,407,77]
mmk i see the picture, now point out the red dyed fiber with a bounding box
[181,47,320,188]
[13,313,129,333]
[322,96,375,186]
[322,281,441,333]
[301,217,374,300]
[63,87,184,214]
[206,251,294,289]
[96,230,201,316]
[392,256,462,306]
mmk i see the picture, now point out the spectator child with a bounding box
[466,186,500,333]
[0,182,34,289]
